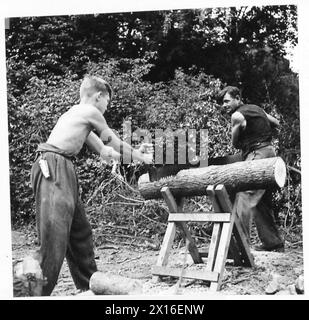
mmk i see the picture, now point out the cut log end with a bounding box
[274,157,287,188]
[138,172,150,185]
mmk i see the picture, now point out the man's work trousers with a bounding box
[31,151,97,296]
[235,145,284,248]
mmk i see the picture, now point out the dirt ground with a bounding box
[11,227,304,297]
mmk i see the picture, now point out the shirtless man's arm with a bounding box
[231,111,246,149]
[265,112,280,128]
[87,106,153,164]
[85,131,121,162]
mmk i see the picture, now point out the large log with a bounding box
[89,272,143,295]
[138,157,286,200]
[147,153,243,182]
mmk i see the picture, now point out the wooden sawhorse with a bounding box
[152,184,255,291]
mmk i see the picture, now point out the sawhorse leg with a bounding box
[152,184,254,291]
[153,187,202,282]
[207,185,255,291]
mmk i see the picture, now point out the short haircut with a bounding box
[217,86,241,103]
[80,75,113,100]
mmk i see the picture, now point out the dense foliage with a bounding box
[6,5,301,243]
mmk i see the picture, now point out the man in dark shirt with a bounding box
[218,86,284,252]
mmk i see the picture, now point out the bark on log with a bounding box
[139,157,286,200]
[147,153,243,182]
[89,272,143,295]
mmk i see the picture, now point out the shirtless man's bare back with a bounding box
[47,78,153,163]
[30,75,153,295]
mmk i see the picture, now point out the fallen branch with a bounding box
[287,165,301,175]
[116,177,139,193]
[136,208,166,226]
[290,240,303,248]
[87,176,117,205]
[97,245,120,250]
[230,276,251,285]
[183,279,197,288]
[104,201,143,206]
[192,235,211,240]
[117,255,142,264]
[115,193,144,203]
[190,199,210,212]
[103,238,145,248]
[100,232,150,241]
[105,225,129,230]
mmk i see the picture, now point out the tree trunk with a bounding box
[89,272,143,295]
[147,153,243,181]
[139,157,286,200]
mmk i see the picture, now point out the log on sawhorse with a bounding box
[151,184,255,292]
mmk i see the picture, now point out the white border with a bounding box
[0,0,307,300]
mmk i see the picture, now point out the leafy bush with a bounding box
[8,57,301,246]
[8,57,228,223]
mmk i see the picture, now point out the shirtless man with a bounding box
[31,75,153,296]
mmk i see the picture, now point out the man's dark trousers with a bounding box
[235,145,284,248]
[31,150,97,295]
